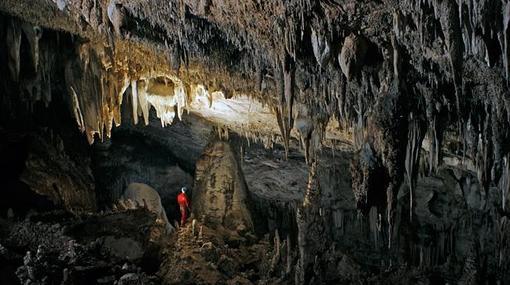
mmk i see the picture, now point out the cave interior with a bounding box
[1,0,510,284]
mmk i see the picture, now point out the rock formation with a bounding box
[192,141,254,232]
[339,34,368,81]
[120,182,174,233]
[295,163,326,284]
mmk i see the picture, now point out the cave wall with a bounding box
[0,15,97,214]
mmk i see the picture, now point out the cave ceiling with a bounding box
[1,0,509,190]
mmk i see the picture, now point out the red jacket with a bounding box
[177,192,189,208]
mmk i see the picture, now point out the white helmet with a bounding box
[181,187,187,193]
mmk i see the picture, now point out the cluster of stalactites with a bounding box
[135,76,189,127]
[64,41,195,143]
[5,18,53,107]
[68,73,193,143]
[65,41,270,145]
[65,43,126,144]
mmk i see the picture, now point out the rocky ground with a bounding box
[0,209,292,285]
[0,209,165,285]
[160,223,273,285]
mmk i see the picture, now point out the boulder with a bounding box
[121,183,173,233]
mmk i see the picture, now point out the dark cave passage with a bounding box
[91,129,194,225]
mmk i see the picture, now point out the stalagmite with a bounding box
[296,162,325,284]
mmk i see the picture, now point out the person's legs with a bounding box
[180,205,187,226]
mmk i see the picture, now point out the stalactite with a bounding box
[497,216,509,267]
[500,156,510,211]
[391,35,400,80]
[295,103,313,164]
[174,82,187,120]
[286,234,292,275]
[393,10,403,41]
[107,0,127,37]
[311,27,331,68]
[353,92,364,151]
[21,23,43,72]
[475,104,493,189]
[504,2,510,84]
[437,0,464,134]
[2,1,510,281]
[6,19,22,82]
[270,229,281,273]
[428,116,442,175]
[405,113,424,220]
[274,61,291,159]
[338,33,368,81]
[130,80,139,125]
[137,80,150,125]
[283,54,295,145]
[369,206,379,248]
[115,75,130,126]
[69,86,85,133]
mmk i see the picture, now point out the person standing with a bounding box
[177,187,190,226]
